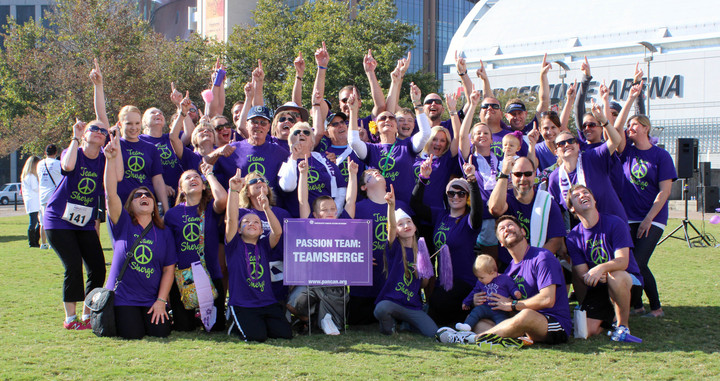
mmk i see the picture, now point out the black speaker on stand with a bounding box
[658,138,711,247]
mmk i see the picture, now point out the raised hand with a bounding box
[399,51,411,76]
[199,162,214,177]
[590,99,608,125]
[294,52,306,77]
[311,88,323,107]
[89,58,103,86]
[455,50,467,74]
[252,59,264,82]
[566,79,578,99]
[540,53,552,76]
[348,88,360,115]
[469,89,481,106]
[348,159,359,175]
[384,184,396,208]
[633,62,644,84]
[229,169,244,192]
[420,154,433,178]
[170,82,183,106]
[475,59,488,81]
[180,91,191,114]
[257,190,269,210]
[315,41,329,68]
[581,55,591,78]
[244,81,254,101]
[390,59,403,81]
[462,162,476,178]
[629,80,644,98]
[363,49,377,73]
[500,154,515,175]
[409,82,421,104]
[445,92,458,113]
[599,80,609,102]
[528,121,540,145]
[72,118,86,139]
[104,132,120,159]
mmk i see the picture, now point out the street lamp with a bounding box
[553,60,570,105]
[638,41,657,117]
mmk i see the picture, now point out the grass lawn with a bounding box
[1,215,719,379]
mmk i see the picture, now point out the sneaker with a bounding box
[320,314,340,336]
[475,333,504,349]
[455,322,472,332]
[63,320,89,330]
[518,336,534,346]
[40,244,49,250]
[81,319,92,330]
[435,327,476,344]
[499,337,525,348]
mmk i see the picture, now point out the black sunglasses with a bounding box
[582,122,598,129]
[248,177,268,185]
[446,190,468,198]
[278,116,296,123]
[87,125,109,137]
[424,99,443,105]
[292,129,311,137]
[539,111,558,117]
[132,191,153,199]
[377,115,396,122]
[214,122,231,131]
[481,103,501,110]
[329,120,349,128]
[555,137,577,147]
[512,171,534,178]
[189,108,198,113]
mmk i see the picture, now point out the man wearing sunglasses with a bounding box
[488,156,566,265]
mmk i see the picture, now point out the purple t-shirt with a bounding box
[225,235,276,308]
[180,147,203,173]
[431,208,482,287]
[352,198,411,298]
[412,152,460,211]
[490,128,529,162]
[164,201,223,279]
[547,143,627,221]
[106,210,177,307]
[215,139,290,190]
[268,135,290,153]
[375,240,423,310]
[535,142,557,172]
[43,148,105,231]
[566,213,643,284]
[462,149,497,220]
[323,144,365,188]
[462,273,519,307]
[363,139,418,205]
[505,246,571,334]
[117,138,163,204]
[620,145,677,225]
[139,133,184,190]
[281,155,348,218]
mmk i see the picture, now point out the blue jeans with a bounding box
[373,300,438,337]
[464,304,510,326]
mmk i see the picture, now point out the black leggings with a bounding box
[46,229,106,302]
[228,304,292,342]
[629,223,663,311]
[114,305,171,340]
[170,278,226,332]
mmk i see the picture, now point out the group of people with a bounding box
[29,43,674,346]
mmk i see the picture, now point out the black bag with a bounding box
[84,223,152,337]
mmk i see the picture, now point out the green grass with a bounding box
[1,215,719,379]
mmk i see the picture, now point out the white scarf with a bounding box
[474,152,498,190]
[311,151,338,198]
[558,152,585,208]
[334,145,354,169]
[530,189,552,247]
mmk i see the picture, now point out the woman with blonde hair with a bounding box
[21,155,41,247]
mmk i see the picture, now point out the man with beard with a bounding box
[487,156,566,265]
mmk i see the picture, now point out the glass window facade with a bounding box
[16,5,35,24]
[395,0,423,72]
[435,0,475,83]
[0,5,9,49]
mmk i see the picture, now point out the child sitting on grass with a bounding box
[455,254,522,332]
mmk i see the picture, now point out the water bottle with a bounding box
[157,202,164,217]
[608,325,642,343]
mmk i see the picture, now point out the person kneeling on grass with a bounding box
[454,254,521,332]
[373,186,438,337]
[225,169,292,342]
[437,215,571,348]
[565,184,644,340]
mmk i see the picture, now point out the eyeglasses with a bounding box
[292,129,311,137]
[512,171,534,178]
[481,103,501,110]
[87,125,109,137]
[248,177,268,185]
[555,137,577,147]
[539,111,558,117]
[446,190,468,198]
[329,120,349,128]
[377,115,396,122]
[214,122,231,131]
[132,191,153,199]
[582,122,598,129]
[424,99,443,105]
[278,116,296,123]
[250,119,269,126]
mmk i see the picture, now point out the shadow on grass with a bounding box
[0,235,26,244]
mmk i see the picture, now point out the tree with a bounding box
[0,0,214,156]
[223,0,438,116]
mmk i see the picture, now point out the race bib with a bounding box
[62,202,93,227]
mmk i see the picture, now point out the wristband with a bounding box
[414,105,423,110]
[296,76,303,81]
[601,121,609,128]
[157,297,167,304]
[511,300,518,312]
[449,111,458,116]
[458,71,467,76]
[497,173,509,180]
[213,69,226,86]
[318,65,328,70]
[71,137,81,143]
[205,172,214,177]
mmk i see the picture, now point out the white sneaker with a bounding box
[40,244,49,250]
[436,327,476,344]
[455,322,472,332]
[320,313,340,335]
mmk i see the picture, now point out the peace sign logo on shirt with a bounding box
[403,271,413,286]
[307,169,320,184]
[183,223,201,242]
[379,155,396,172]
[127,155,145,172]
[133,244,153,264]
[590,243,609,265]
[158,145,173,160]
[491,142,503,158]
[631,159,648,180]
[77,178,96,195]
[247,162,266,176]
[374,222,388,242]
[249,258,264,280]
[433,231,446,249]
[339,161,349,177]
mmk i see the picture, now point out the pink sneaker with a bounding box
[64,320,89,330]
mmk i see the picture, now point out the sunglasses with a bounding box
[424,99,443,105]
[132,191,153,199]
[582,122,598,129]
[340,97,349,103]
[512,171,534,178]
[539,111,558,117]
[377,115,396,122]
[87,125,109,137]
[481,103,501,110]
[278,116,296,123]
[292,129,311,137]
[250,119,269,126]
[329,120,349,128]
[189,108,198,113]
[555,137,577,147]
[214,122,232,131]
[446,190,468,198]
[248,177,268,185]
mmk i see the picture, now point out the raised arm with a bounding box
[209,58,227,117]
[251,60,264,106]
[236,81,253,139]
[475,59,493,98]
[614,81,642,154]
[363,49,386,116]
[410,83,431,153]
[292,52,305,107]
[633,62,646,115]
[560,80,577,132]
[313,42,329,120]
[599,80,612,123]
[526,122,540,169]
[298,155,311,219]
[347,88,368,159]
[310,89,325,149]
[455,51,473,115]
[574,56,592,133]
[589,99,619,154]
[62,119,85,172]
[103,133,123,224]
[386,185,397,245]
[459,90,481,161]
[90,58,110,128]
[487,156,514,216]
[225,169,244,242]
[170,90,191,159]
[200,162,227,213]
[410,156,433,222]
[536,53,551,113]
[464,162,483,229]
[445,92,460,157]
[260,193,282,249]
[385,52,410,114]
[344,160,359,218]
